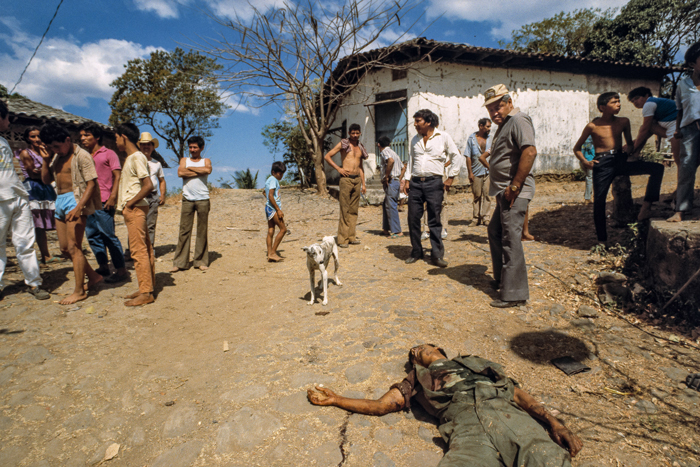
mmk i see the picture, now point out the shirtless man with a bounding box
[39,123,103,304]
[573,92,664,243]
[308,344,582,466]
[324,124,367,248]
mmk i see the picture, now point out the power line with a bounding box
[10,0,65,94]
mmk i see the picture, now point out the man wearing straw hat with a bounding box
[483,84,537,308]
[137,132,167,249]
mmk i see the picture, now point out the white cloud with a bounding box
[0,18,160,109]
[133,0,189,19]
[205,0,287,22]
[428,0,630,39]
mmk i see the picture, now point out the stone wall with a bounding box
[646,220,700,304]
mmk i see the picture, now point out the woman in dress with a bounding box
[17,126,60,264]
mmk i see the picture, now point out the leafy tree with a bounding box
[583,0,700,69]
[262,119,315,188]
[232,169,259,189]
[109,48,227,163]
[205,0,418,196]
[500,8,615,57]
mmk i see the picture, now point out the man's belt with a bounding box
[411,175,441,182]
[344,174,360,178]
[593,149,626,161]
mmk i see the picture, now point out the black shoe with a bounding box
[405,256,422,264]
[490,299,526,308]
[28,287,50,300]
[105,273,129,284]
[95,266,111,276]
[432,257,448,268]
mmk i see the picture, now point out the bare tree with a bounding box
[204,0,420,196]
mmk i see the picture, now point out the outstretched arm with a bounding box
[307,386,404,416]
[324,142,349,177]
[513,387,583,457]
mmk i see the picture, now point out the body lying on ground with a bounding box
[307,344,582,467]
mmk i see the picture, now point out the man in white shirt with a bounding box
[402,109,460,267]
[0,99,49,300]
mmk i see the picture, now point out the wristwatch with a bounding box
[509,184,520,192]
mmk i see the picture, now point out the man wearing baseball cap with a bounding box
[483,84,537,308]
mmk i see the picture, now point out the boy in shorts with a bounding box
[573,92,664,243]
[265,161,287,262]
[39,123,104,305]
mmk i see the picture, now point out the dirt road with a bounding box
[1,173,698,467]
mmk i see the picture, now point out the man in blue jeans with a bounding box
[79,123,128,283]
[378,136,405,237]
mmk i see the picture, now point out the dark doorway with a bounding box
[374,90,408,167]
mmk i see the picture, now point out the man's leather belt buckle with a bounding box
[412,175,438,182]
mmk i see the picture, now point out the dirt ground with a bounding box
[1,168,699,467]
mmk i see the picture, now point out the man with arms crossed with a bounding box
[40,123,103,305]
[402,109,460,267]
[115,123,155,306]
[324,124,367,248]
[484,85,536,308]
[465,118,492,226]
[79,122,128,283]
[0,100,49,301]
[171,136,211,271]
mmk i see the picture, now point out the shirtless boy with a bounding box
[39,123,103,305]
[573,92,664,243]
[323,123,368,248]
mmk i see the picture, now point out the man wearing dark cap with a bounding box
[483,84,537,308]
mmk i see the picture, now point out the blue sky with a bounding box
[1,0,630,188]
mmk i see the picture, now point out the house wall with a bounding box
[326,62,661,185]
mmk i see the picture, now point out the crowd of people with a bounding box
[0,100,212,306]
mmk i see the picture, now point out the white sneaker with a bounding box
[441,229,447,239]
[420,231,429,241]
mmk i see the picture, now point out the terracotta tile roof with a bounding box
[345,37,682,80]
[7,95,108,127]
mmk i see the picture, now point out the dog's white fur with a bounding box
[302,236,342,305]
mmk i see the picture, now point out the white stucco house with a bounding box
[325,38,677,185]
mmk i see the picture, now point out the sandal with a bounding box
[44,256,63,264]
[390,233,403,238]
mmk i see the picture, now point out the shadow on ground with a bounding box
[155,244,176,256]
[154,272,175,297]
[426,264,496,298]
[453,232,489,245]
[509,330,591,364]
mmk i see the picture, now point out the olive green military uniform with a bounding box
[392,355,571,467]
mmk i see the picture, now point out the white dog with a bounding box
[302,236,342,306]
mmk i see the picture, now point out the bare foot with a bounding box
[268,255,283,262]
[169,266,181,273]
[637,204,653,221]
[83,274,104,291]
[522,233,535,242]
[124,290,141,299]
[666,212,683,222]
[59,292,88,305]
[197,265,209,271]
[125,293,154,306]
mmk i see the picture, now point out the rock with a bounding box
[19,405,47,421]
[275,391,320,414]
[17,346,54,364]
[345,363,372,384]
[598,283,631,305]
[0,366,15,386]
[661,366,689,382]
[220,385,268,404]
[379,413,402,425]
[63,409,94,432]
[405,449,443,467]
[549,304,566,316]
[0,446,29,466]
[596,272,627,284]
[374,427,403,446]
[418,425,436,443]
[163,406,198,438]
[216,407,282,452]
[308,441,343,467]
[343,390,365,399]
[290,372,335,388]
[152,440,204,467]
[574,274,589,286]
[129,427,145,446]
[634,399,657,414]
[381,358,408,378]
[373,451,396,467]
[577,305,599,318]
[571,319,596,332]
